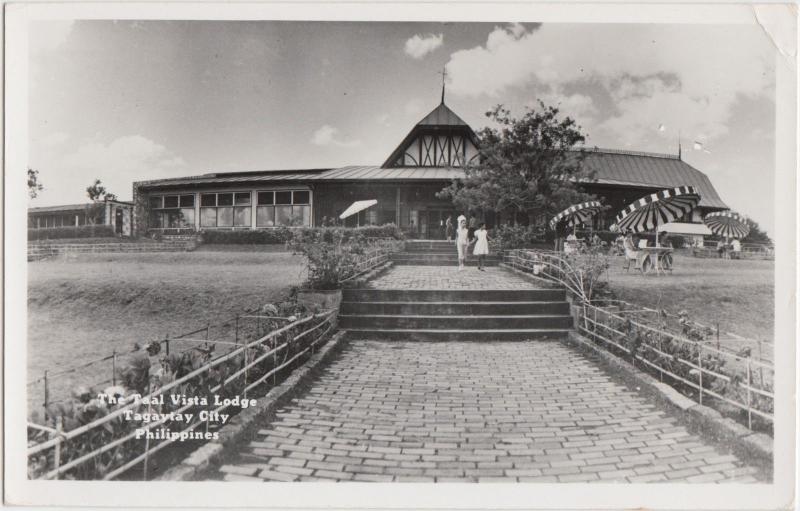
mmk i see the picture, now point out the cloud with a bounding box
[29,20,75,53]
[311,125,361,147]
[404,33,444,59]
[531,90,597,122]
[445,23,773,147]
[32,135,187,204]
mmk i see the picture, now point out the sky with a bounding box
[28,20,776,235]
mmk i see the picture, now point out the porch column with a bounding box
[395,187,401,226]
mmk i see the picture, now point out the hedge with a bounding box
[199,224,404,245]
[28,225,115,241]
[200,228,293,245]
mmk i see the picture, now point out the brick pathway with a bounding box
[216,340,762,483]
[368,265,538,290]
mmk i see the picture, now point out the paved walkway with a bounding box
[368,265,538,290]
[216,340,762,483]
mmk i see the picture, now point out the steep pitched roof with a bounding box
[381,101,479,168]
[416,102,470,127]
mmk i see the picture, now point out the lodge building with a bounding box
[131,99,728,240]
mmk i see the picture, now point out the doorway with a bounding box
[115,209,124,235]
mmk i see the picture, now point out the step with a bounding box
[342,288,566,302]
[391,251,502,261]
[339,314,573,330]
[344,328,569,341]
[339,300,571,315]
[393,259,500,267]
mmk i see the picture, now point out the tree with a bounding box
[741,220,772,244]
[28,168,43,199]
[437,102,596,227]
[86,179,117,202]
[84,179,117,225]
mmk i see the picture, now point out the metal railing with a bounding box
[503,248,774,431]
[339,239,403,284]
[27,310,336,480]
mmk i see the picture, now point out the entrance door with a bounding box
[115,209,124,234]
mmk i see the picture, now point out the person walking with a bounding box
[455,216,470,270]
[473,223,490,271]
[445,215,454,241]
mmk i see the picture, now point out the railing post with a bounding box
[112,350,117,386]
[43,370,49,416]
[165,336,170,356]
[746,357,752,430]
[142,380,152,481]
[53,416,63,479]
[698,345,703,406]
[235,315,240,345]
[243,342,249,400]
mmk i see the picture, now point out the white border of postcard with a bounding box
[4,2,797,509]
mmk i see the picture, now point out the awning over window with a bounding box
[657,222,712,235]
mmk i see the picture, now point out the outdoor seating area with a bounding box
[552,187,758,275]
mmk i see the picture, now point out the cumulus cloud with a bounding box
[531,90,598,122]
[404,33,444,59]
[31,135,187,204]
[445,23,773,147]
[311,125,361,147]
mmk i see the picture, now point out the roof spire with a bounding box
[438,67,448,104]
[678,129,682,160]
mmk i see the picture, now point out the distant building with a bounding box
[133,98,727,239]
[28,199,134,236]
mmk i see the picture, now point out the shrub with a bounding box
[288,230,399,290]
[493,224,545,249]
[28,225,115,241]
[199,228,293,245]
[199,224,404,246]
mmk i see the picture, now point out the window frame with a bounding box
[149,193,196,229]
[256,188,312,228]
[198,191,252,229]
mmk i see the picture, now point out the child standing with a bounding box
[473,223,490,271]
[455,216,470,270]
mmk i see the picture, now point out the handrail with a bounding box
[504,247,773,431]
[27,309,336,482]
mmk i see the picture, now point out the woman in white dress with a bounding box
[455,216,470,270]
[473,223,490,271]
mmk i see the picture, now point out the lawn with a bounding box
[605,252,774,342]
[27,250,306,411]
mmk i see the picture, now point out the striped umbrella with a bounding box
[614,186,701,246]
[704,211,750,239]
[549,200,603,232]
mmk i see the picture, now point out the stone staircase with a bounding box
[340,288,572,341]
[390,240,502,266]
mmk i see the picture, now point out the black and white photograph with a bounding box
[4,2,797,509]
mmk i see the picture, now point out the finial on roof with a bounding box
[438,67,448,104]
[678,129,682,160]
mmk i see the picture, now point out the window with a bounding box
[150,194,195,228]
[256,190,311,227]
[199,192,251,228]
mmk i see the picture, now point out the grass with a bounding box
[27,251,306,411]
[605,252,774,341]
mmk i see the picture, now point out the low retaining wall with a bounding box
[28,240,196,258]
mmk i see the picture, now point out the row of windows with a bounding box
[148,191,312,229]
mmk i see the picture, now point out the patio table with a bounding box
[638,247,674,274]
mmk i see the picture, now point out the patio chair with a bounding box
[623,238,640,272]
